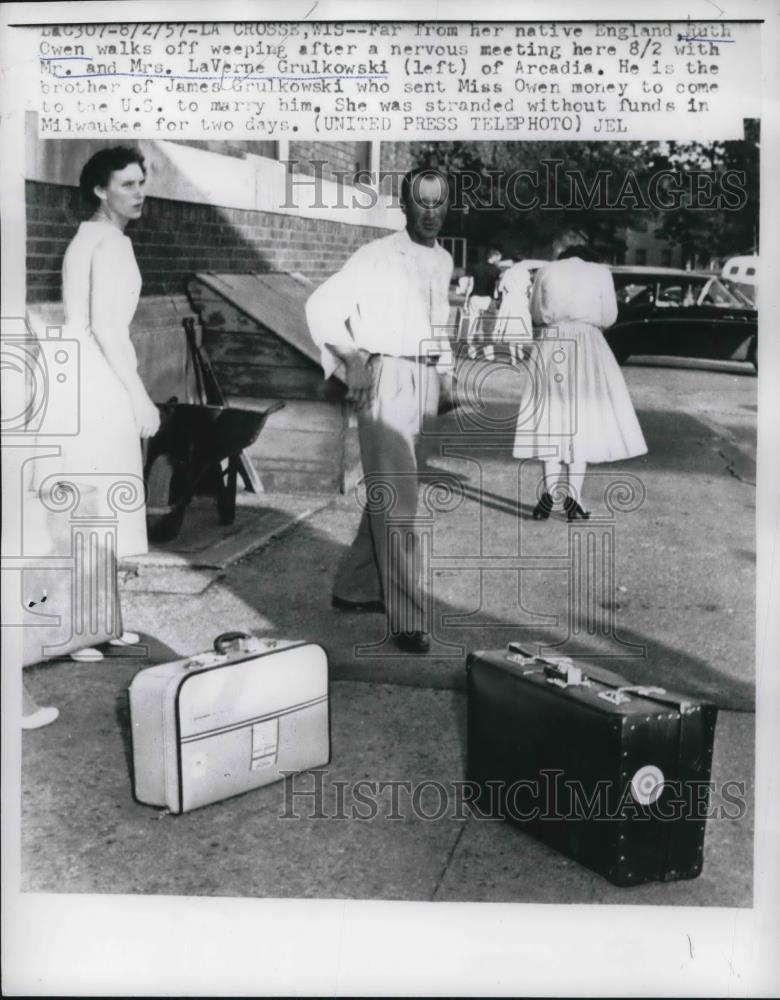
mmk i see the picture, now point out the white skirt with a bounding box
[29,333,148,559]
[512,324,648,465]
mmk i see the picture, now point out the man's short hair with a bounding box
[400,167,450,207]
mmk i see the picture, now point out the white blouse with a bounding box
[63,220,141,340]
[61,220,146,400]
[530,257,618,329]
[305,228,454,380]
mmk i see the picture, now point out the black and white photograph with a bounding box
[2,3,779,996]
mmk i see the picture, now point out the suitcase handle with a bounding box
[597,685,695,714]
[213,631,252,654]
[598,685,667,706]
[506,644,583,687]
[506,643,699,713]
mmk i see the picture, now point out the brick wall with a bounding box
[169,139,276,160]
[169,140,371,179]
[379,142,417,197]
[26,180,392,303]
[288,141,371,180]
[379,142,416,174]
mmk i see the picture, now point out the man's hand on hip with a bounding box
[344,350,374,411]
[437,370,458,415]
[324,343,375,411]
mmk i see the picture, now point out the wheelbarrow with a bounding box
[144,398,285,543]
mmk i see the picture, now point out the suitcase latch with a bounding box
[505,645,585,687]
[598,685,667,706]
[540,657,583,687]
[185,652,228,670]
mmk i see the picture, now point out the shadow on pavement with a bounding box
[221,515,755,712]
[635,409,756,473]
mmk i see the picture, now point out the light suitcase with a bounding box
[467,644,718,887]
[129,632,329,813]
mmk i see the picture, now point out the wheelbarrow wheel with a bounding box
[216,455,238,525]
[146,452,187,543]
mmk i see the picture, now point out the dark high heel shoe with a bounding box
[564,497,591,521]
[532,492,553,520]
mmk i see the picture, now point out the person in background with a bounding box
[463,247,502,358]
[514,242,647,521]
[305,168,454,654]
[494,254,534,359]
[23,146,160,728]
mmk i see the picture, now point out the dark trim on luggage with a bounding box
[173,640,321,814]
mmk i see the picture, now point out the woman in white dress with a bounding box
[513,244,647,521]
[23,147,160,727]
[494,256,533,352]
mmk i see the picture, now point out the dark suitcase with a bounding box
[467,645,718,887]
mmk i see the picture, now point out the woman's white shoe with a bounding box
[70,647,104,662]
[22,705,60,730]
[108,631,141,646]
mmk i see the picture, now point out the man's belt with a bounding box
[372,353,440,366]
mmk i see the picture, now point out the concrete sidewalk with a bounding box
[21,361,756,907]
[22,661,753,906]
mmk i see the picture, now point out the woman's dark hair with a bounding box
[557,244,602,263]
[79,146,146,207]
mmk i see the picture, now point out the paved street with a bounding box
[21,356,757,906]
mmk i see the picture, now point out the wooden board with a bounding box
[192,272,323,368]
[228,396,345,432]
[186,284,260,333]
[203,329,306,368]
[228,396,360,495]
[184,273,355,492]
[214,362,345,402]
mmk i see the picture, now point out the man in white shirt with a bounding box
[305,168,454,653]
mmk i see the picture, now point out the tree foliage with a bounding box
[410,123,759,265]
[643,120,759,263]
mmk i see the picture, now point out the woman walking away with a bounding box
[24,147,160,726]
[514,243,647,521]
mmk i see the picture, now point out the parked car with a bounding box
[605,266,758,371]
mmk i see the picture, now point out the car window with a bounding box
[698,277,749,307]
[615,281,652,305]
[656,283,693,306]
[722,279,755,306]
[729,265,739,275]
[612,271,756,313]
[656,279,716,307]
[656,284,679,305]
[746,267,756,276]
